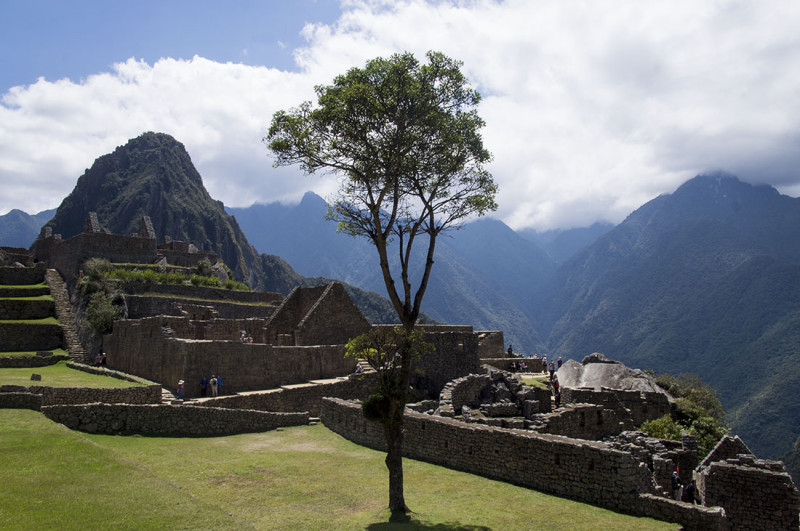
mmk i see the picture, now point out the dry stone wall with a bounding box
[197,372,378,416]
[0,323,62,351]
[700,457,800,530]
[0,263,46,285]
[41,403,308,436]
[105,317,353,398]
[322,398,728,529]
[0,383,161,405]
[0,391,44,410]
[0,352,69,368]
[0,299,54,320]
[562,387,671,430]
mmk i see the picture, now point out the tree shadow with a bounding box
[366,513,491,530]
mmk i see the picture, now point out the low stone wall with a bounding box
[530,403,620,440]
[561,387,671,430]
[42,403,308,436]
[0,298,55,320]
[700,457,800,530]
[0,263,46,285]
[197,372,378,416]
[0,286,50,297]
[120,282,283,304]
[476,331,505,358]
[0,353,69,368]
[481,357,547,373]
[125,295,278,320]
[0,322,63,351]
[632,494,726,530]
[0,392,43,410]
[322,398,728,529]
[0,384,162,406]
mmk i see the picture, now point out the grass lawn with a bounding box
[520,374,550,389]
[0,317,59,324]
[0,283,48,289]
[0,349,69,358]
[0,294,53,301]
[0,410,678,530]
[0,361,147,388]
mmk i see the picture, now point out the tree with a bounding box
[266,51,497,514]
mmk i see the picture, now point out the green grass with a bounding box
[0,361,147,388]
[0,410,678,530]
[0,348,69,358]
[139,292,275,306]
[0,317,59,324]
[0,283,48,289]
[520,374,550,389]
[0,295,53,301]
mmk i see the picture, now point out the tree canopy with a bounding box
[267,50,497,329]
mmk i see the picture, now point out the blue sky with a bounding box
[2,1,800,231]
[0,0,341,88]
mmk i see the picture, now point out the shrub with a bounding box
[84,292,121,335]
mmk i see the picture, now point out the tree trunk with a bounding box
[383,415,408,514]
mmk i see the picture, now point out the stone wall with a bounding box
[33,232,159,280]
[41,403,308,436]
[412,330,483,398]
[0,383,162,405]
[322,398,728,529]
[0,323,62,351]
[561,387,671,430]
[476,331,505,358]
[0,353,69,368]
[0,263,46,285]
[700,457,800,530]
[196,372,378,416]
[0,391,43,410]
[120,282,282,304]
[295,283,372,346]
[0,298,55,320]
[104,317,353,398]
[264,284,327,344]
[531,404,620,440]
[125,295,278,321]
[0,247,33,266]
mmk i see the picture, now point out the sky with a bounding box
[1,0,799,231]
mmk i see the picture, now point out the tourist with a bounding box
[554,388,561,408]
[507,344,513,356]
[94,353,102,367]
[217,375,223,396]
[200,376,208,397]
[549,360,555,380]
[542,355,547,374]
[177,379,184,400]
[557,356,562,369]
[685,478,700,504]
[671,470,683,501]
[100,352,107,366]
[354,363,363,374]
[209,375,218,397]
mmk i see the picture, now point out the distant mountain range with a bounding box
[0,208,56,248]
[4,132,800,462]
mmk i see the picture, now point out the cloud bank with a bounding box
[1,0,799,230]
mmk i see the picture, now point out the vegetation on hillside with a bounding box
[640,373,729,458]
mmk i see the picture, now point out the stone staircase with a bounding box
[45,269,87,362]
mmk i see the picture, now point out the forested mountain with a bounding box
[0,208,55,248]
[534,174,800,459]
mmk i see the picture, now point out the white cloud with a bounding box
[1,0,799,231]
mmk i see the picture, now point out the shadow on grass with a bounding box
[367,513,491,530]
